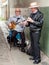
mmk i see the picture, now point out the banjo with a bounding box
[8,17,29,30]
[8,20,25,30]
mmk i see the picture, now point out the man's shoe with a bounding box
[21,48,25,53]
[33,59,41,64]
[29,57,35,60]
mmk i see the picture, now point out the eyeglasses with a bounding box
[15,11,21,12]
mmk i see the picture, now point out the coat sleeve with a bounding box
[32,13,44,27]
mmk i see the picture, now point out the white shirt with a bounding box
[7,15,25,32]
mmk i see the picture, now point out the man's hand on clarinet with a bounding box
[27,17,34,23]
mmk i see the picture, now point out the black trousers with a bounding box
[11,30,25,48]
[30,30,41,60]
[20,32,26,48]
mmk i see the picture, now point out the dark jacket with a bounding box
[28,10,43,32]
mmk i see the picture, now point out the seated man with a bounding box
[7,8,26,52]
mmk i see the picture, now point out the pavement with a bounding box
[0,20,49,65]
